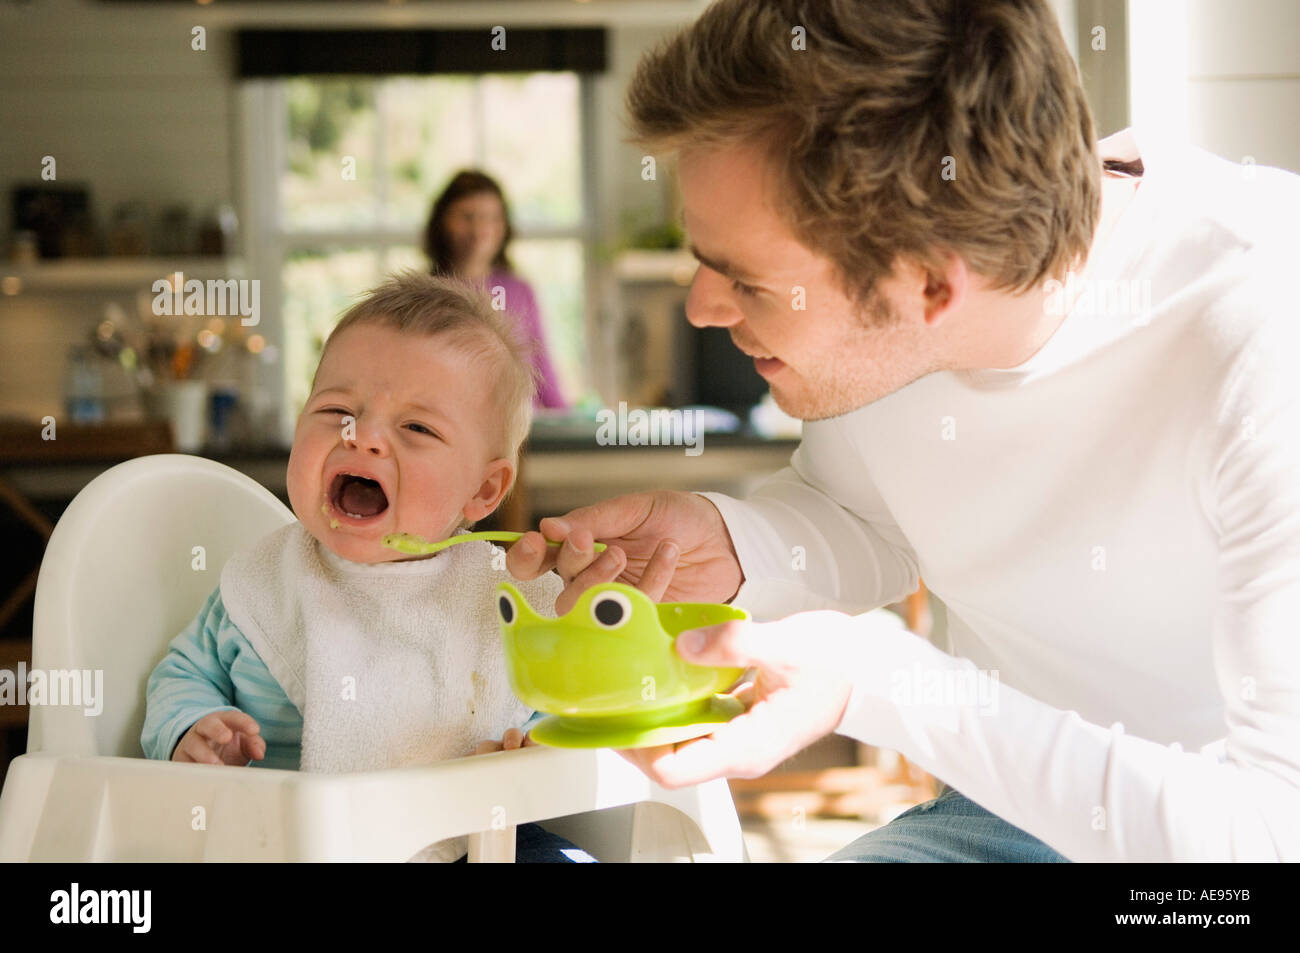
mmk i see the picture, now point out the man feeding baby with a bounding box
[141,270,595,863]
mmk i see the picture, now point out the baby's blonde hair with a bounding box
[315,270,540,524]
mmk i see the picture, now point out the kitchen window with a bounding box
[240,72,596,437]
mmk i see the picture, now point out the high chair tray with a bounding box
[0,748,746,863]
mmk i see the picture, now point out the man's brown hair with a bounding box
[625,0,1100,314]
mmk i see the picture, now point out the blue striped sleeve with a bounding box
[142,587,240,761]
[142,587,302,769]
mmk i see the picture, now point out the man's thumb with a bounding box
[675,619,754,667]
[550,492,648,540]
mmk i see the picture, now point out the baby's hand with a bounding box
[173,710,266,765]
[468,726,537,757]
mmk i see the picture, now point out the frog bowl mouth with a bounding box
[526,694,746,749]
[545,697,720,732]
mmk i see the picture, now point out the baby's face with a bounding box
[286,322,513,564]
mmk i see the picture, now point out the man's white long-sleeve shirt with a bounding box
[697,128,1300,861]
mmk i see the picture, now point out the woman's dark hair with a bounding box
[424,170,515,276]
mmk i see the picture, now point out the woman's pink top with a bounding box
[483,269,569,410]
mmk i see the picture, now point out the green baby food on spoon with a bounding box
[381,530,608,556]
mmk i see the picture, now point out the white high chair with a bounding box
[0,454,748,862]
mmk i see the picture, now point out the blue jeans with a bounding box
[452,822,598,863]
[824,786,1071,863]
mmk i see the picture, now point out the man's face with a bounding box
[678,142,943,421]
[286,323,512,564]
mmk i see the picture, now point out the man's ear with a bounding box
[462,458,515,523]
[921,253,968,327]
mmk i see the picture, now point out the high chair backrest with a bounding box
[28,454,295,758]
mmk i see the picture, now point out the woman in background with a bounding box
[424,170,569,410]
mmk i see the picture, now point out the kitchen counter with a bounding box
[0,424,800,516]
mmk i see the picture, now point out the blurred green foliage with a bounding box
[286,80,371,175]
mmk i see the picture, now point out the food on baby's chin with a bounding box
[382,531,432,553]
[386,531,430,545]
[321,502,340,530]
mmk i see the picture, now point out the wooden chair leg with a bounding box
[0,478,53,632]
[0,570,38,634]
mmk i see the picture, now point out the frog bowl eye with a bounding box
[590,591,632,629]
[498,592,517,625]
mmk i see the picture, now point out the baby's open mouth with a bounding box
[328,472,390,520]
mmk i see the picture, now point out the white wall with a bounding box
[0,1,238,251]
[1186,0,1300,172]
[1130,0,1300,172]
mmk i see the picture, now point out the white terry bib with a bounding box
[220,522,562,858]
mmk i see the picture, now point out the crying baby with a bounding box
[141,270,593,862]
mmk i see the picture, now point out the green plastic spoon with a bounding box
[381,530,608,556]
